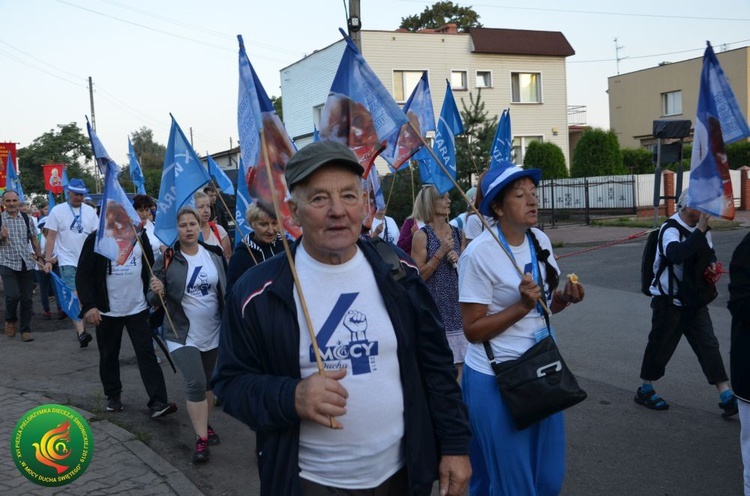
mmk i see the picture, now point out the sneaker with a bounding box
[207,425,221,446]
[5,321,17,338]
[150,401,178,419]
[78,331,92,348]
[720,395,739,418]
[106,395,123,412]
[634,387,670,410]
[192,437,210,463]
[21,332,34,342]
[43,311,52,320]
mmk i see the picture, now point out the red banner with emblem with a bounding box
[0,143,17,191]
[43,164,65,194]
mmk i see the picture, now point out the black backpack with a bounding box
[640,218,717,307]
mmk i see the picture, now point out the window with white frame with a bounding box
[476,71,492,88]
[511,72,542,103]
[662,90,682,116]
[511,136,543,164]
[451,70,467,90]
[312,104,324,128]
[393,70,424,102]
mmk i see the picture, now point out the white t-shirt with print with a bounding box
[45,202,99,266]
[464,213,492,240]
[102,243,148,317]
[371,216,399,245]
[458,227,559,375]
[294,244,405,489]
[168,246,221,352]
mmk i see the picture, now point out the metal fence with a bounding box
[536,170,742,227]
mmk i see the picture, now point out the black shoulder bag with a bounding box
[482,232,587,430]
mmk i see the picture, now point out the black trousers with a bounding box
[300,467,408,496]
[640,296,729,385]
[96,309,168,407]
[0,265,35,333]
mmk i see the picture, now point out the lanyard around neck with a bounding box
[495,226,544,317]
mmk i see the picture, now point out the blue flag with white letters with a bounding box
[490,109,512,167]
[128,138,147,195]
[423,81,464,194]
[86,120,141,264]
[154,116,211,247]
[688,42,750,220]
[50,271,81,322]
[207,154,235,195]
[5,153,25,203]
[237,35,300,238]
[320,29,408,177]
[234,156,252,246]
[48,191,56,210]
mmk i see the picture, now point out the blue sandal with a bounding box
[634,387,670,410]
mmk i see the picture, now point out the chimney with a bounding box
[435,23,458,34]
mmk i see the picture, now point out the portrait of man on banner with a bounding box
[43,164,65,194]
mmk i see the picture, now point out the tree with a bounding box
[18,123,97,197]
[524,141,568,179]
[400,1,483,32]
[271,96,283,121]
[380,164,423,226]
[570,128,627,178]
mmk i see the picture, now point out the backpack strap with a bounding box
[208,222,222,244]
[369,237,406,283]
[655,218,690,298]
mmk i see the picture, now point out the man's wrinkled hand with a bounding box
[295,368,348,429]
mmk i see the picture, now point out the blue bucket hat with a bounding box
[479,160,542,216]
[67,178,89,195]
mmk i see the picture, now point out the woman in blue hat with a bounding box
[458,161,585,495]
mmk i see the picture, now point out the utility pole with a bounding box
[88,76,102,193]
[189,127,194,147]
[348,0,362,51]
[614,38,626,75]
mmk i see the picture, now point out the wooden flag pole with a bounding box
[257,132,334,427]
[412,124,551,315]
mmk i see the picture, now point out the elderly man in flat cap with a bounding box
[212,140,471,496]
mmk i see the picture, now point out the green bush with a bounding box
[622,148,653,174]
[523,141,568,179]
[571,128,626,177]
[728,141,750,169]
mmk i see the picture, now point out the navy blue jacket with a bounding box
[211,239,470,496]
[729,232,750,402]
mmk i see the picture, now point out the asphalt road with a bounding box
[554,227,746,496]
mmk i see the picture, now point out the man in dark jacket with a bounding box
[212,141,471,496]
[729,232,750,494]
[77,229,177,418]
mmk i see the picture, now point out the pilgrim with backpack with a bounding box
[635,189,738,417]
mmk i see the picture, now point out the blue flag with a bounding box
[490,109,512,167]
[320,29,408,177]
[5,153,25,202]
[62,168,69,201]
[237,35,300,238]
[689,43,750,220]
[424,81,464,194]
[128,138,147,195]
[207,154,235,195]
[48,191,56,210]
[50,271,81,322]
[382,71,435,171]
[154,116,211,247]
[313,125,320,142]
[86,120,141,264]
[234,156,253,246]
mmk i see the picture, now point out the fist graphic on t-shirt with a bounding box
[343,310,367,342]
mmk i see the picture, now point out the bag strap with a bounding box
[369,237,406,283]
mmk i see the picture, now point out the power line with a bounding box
[569,39,750,64]
[0,47,86,88]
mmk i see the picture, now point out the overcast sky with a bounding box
[2,0,749,167]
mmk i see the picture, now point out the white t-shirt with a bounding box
[464,214,492,240]
[102,243,148,317]
[650,213,713,306]
[168,246,221,352]
[203,224,228,248]
[458,227,559,375]
[371,216,399,244]
[294,244,404,489]
[45,202,99,266]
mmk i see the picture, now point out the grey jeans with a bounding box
[0,265,35,333]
